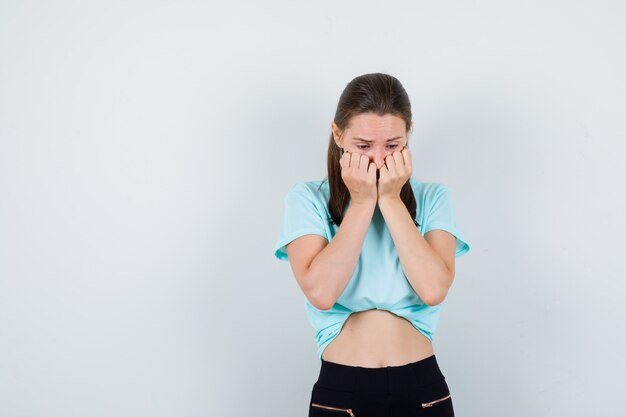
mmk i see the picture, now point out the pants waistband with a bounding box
[316,354,445,395]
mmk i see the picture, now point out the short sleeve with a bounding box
[422,184,470,258]
[273,182,329,261]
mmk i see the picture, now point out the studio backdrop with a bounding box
[1,1,625,416]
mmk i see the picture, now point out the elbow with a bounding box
[422,269,454,306]
[312,299,335,311]
[422,287,449,307]
[308,287,335,311]
[303,269,336,311]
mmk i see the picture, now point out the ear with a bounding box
[331,122,343,147]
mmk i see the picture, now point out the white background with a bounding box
[1,1,625,416]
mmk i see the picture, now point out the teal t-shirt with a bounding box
[274,177,470,361]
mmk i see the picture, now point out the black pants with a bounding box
[309,354,454,417]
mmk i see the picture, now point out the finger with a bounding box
[391,149,405,170]
[368,161,377,178]
[347,151,355,169]
[349,152,356,169]
[358,153,366,170]
[357,154,370,173]
[401,147,412,175]
[385,152,397,171]
[339,151,348,169]
[402,146,411,166]
[342,150,353,171]
[384,154,396,177]
[379,163,388,180]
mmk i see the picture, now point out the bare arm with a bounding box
[378,196,455,306]
[287,199,375,310]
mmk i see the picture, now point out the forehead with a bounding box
[346,113,406,139]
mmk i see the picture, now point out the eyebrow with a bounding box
[352,136,403,143]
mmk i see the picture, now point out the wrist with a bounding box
[378,195,402,205]
[350,197,377,208]
[377,195,402,212]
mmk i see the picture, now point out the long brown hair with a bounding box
[321,72,419,227]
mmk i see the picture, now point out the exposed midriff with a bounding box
[321,308,434,368]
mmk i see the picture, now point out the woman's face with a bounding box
[332,113,412,170]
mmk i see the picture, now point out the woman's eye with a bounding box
[355,144,399,150]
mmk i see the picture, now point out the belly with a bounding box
[321,308,434,368]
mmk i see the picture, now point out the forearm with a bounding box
[308,200,376,310]
[377,196,450,305]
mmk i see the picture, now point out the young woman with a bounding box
[274,73,470,417]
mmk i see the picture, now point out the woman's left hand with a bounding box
[377,145,412,201]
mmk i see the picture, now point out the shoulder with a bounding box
[409,177,449,200]
[282,179,330,215]
[286,178,329,200]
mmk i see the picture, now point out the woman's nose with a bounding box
[372,150,387,169]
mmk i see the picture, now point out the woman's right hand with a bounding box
[339,150,378,205]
